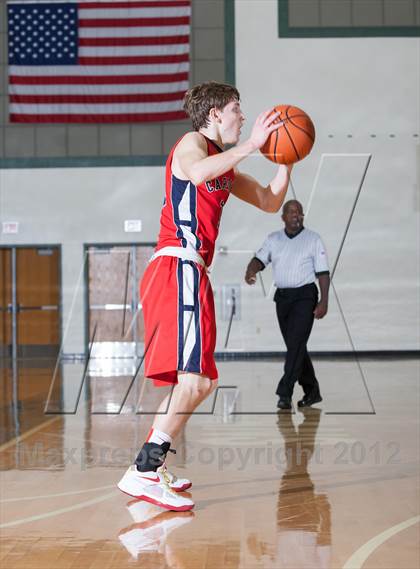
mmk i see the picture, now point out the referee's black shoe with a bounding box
[297,392,322,408]
[277,396,292,410]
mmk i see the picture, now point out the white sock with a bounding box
[146,428,172,446]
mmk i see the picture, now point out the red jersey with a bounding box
[156,134,235,266]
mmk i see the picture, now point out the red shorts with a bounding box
[140,256,218,386]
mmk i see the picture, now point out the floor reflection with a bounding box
[0,358,62,447]
[118,499,194,566]
[248,409,331,569]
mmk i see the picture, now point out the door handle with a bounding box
[18,305,58,311]
[90,304,132,310]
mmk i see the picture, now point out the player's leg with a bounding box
[118,373,217,509]
[118,259,217,510]
[117,258,192,509]
[152,372,218,439]
[134,372,217,489]
[138,264,218,492]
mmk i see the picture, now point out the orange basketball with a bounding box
[260,105,315,164]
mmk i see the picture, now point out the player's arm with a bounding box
[172,110,281,185]
[231,164,292,213]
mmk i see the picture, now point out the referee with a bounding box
[245,200,330,410]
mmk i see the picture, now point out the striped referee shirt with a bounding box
[255,227,329,288]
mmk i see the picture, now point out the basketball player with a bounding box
[118,82,292,510]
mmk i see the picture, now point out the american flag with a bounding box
[7,0,191,123]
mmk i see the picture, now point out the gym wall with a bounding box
[0,0,418,355]
[226,0,419,353]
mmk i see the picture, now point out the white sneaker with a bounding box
[117,466,194,511]
[158,464,192,492]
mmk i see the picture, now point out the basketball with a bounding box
[260,105,315,164]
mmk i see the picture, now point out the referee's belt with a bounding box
[275,283,316,293]
[150,246,207,269]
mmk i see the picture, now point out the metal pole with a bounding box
[224,288,236,349]
[132,245,137,346]
[10,248,20,460]
[11,247,17,360]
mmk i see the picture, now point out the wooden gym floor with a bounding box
[0,357,419,569]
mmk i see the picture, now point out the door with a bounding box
[0,249,12,355]
[86,244,154,358]
[0,246,61,357]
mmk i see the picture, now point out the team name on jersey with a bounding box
[205,176,232,193]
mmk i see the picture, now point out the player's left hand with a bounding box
[314,301,328,319]
[249,109,281,150]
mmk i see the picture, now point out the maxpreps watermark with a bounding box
[11,440,400,471]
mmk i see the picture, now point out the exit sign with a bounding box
[124,220,142,233]
[2,221,19,234]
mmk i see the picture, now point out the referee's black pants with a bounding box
[274,283,320,399]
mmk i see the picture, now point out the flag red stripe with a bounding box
[10,92,186,104]
[80,1,190,7]
[10,111,188,123]
[79,35,189,46]
[79,54,189,65]
[79,16,190,27]
[9,72,189,85]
